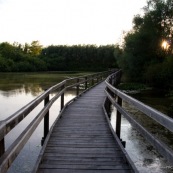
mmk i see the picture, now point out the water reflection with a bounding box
[0,72,80,172]
[0,72,67,94]
[0,84,44,97]
[111,106,172,173]
[1,89,76,173]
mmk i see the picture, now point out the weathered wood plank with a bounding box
[44,148,121,154]
[38,169,130,173]
[41,160,125,166]
[49,132,112,139]
[43,153,124,158]
[42,157,124,162]
[47,141,117,145]
[46,139,117,142]
[46,144,116,148]
[39,164,131,170]
[48,138,115,142]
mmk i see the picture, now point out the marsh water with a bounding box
[0,72,172,173]
[0,72,83,173]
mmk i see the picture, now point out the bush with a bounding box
[145,55,173,89]
[15,61,36,72]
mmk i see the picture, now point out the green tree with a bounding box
[29,41,42,56]
[23,43,30,54]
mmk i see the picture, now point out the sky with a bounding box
[0,0,147,46]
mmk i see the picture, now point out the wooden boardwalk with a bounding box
[35,82,135,173]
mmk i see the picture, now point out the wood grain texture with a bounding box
[36,82,134,173]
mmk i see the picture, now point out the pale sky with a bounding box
[0,0,147,46]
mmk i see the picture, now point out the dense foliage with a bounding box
[41,45,117,71]
[116,0,173,89]
[0,41,117,72]
[0,41,46,72]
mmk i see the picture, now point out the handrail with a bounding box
[104,70,173,164]
[106,77,173,133]
[0,69,116,173]
[0,81,66,139]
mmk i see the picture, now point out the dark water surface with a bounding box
[0,73,172,172]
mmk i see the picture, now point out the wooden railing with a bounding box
[0,70,115,173]
[104,70,173,165]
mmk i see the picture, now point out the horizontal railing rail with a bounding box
[0,69,116,173]
[104,70,173,164]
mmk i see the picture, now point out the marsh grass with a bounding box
[0,71,93,91]
[117,82,148,91]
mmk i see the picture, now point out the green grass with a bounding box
[117,83,148,91]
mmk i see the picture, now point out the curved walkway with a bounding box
[35,82,135,173]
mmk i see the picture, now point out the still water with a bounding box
[0,73,172,173]
[0,72,78,173]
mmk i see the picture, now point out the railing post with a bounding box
[96,75,99,83]
[112,75,115,86]
[116,96,122,139]
[105,97,111,118]
[92,75,94,86]
[61,84,65,110]
[85,77,88,90]
[41,94,49,146]
[109,75,112,85]
[0,138,5,157]
[76,78,79,96]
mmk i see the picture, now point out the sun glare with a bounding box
[161,40,170,50]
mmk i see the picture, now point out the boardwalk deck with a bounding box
[35,82,135,173]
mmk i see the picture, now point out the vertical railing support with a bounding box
[61,84,65,111]
[92,75,94,86]
[96,75,99,83]
[0,138,5,157]
[109,75,112,86]
[100,75,102,81]
[85,77,88,90]
[116,96,122,139]
[76,78,79,96]
[41,94,49,146]
[105,97,111,118]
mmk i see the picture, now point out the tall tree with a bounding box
[117,0,173,84]
[29,41,42,56]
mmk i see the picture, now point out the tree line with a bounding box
[0,41,117,72]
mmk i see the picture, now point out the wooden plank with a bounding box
[46,143,118,147]
[47,138,117,142]
[39,163,131,170]
[43,153,124,159]
[49,134,113,138]
[44,148,121,153]
[48,138,115,141]
[41,160,125,166]
[42,157,124,162]
[38,169,130,173]
[46,142,119,146]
